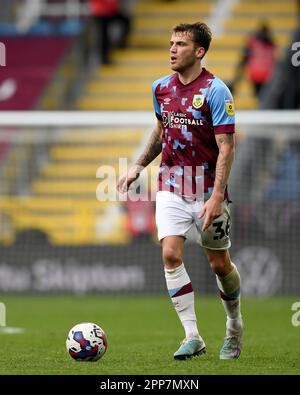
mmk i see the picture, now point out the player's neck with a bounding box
[177,65,203,85]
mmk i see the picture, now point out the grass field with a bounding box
[0,295,299,375]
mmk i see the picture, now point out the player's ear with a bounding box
[196,47,206,59]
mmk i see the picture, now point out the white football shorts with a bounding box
[155,191,231,250]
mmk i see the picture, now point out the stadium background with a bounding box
[0,0,299,375]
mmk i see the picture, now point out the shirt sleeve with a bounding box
[207,78,235,134]
[152,80,162,120]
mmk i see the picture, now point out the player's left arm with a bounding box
[213,133,235,200]
[200,133,235,231]
[199,78,235,231]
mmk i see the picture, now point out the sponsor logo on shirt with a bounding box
[192,94,205,109]
[162,111,203,128]
[225,99,235,116]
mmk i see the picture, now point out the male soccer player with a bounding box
[117,22,243,360]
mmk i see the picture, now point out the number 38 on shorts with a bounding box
[156,191,232,250]
[199,202,231,250]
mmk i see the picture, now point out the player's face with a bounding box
[169,32,203,72]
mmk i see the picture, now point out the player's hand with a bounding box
[198,195,223,231]
[116,165,142,193]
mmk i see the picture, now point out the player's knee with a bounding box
[207,252,231,276]
[162,247,182,268]
[210,261,227,276]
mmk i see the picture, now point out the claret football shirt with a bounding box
[152,68,235,200]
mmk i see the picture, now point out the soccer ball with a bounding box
[66,322,108,361]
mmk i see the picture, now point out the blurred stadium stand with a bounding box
[77,0,298,111]
[0,125,146,245]
[261,26,300,109]
[0,37,73,110]
[0,0,299,295]
[0,0,89,111]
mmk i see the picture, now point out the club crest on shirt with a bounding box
[225,99,235,116]
[192,94,204,109]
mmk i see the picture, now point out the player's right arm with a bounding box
[117,119,163,193]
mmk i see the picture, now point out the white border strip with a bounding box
[0,111,300,126]
[0,111,155,126]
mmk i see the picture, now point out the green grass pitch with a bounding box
[0,295,299,375]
